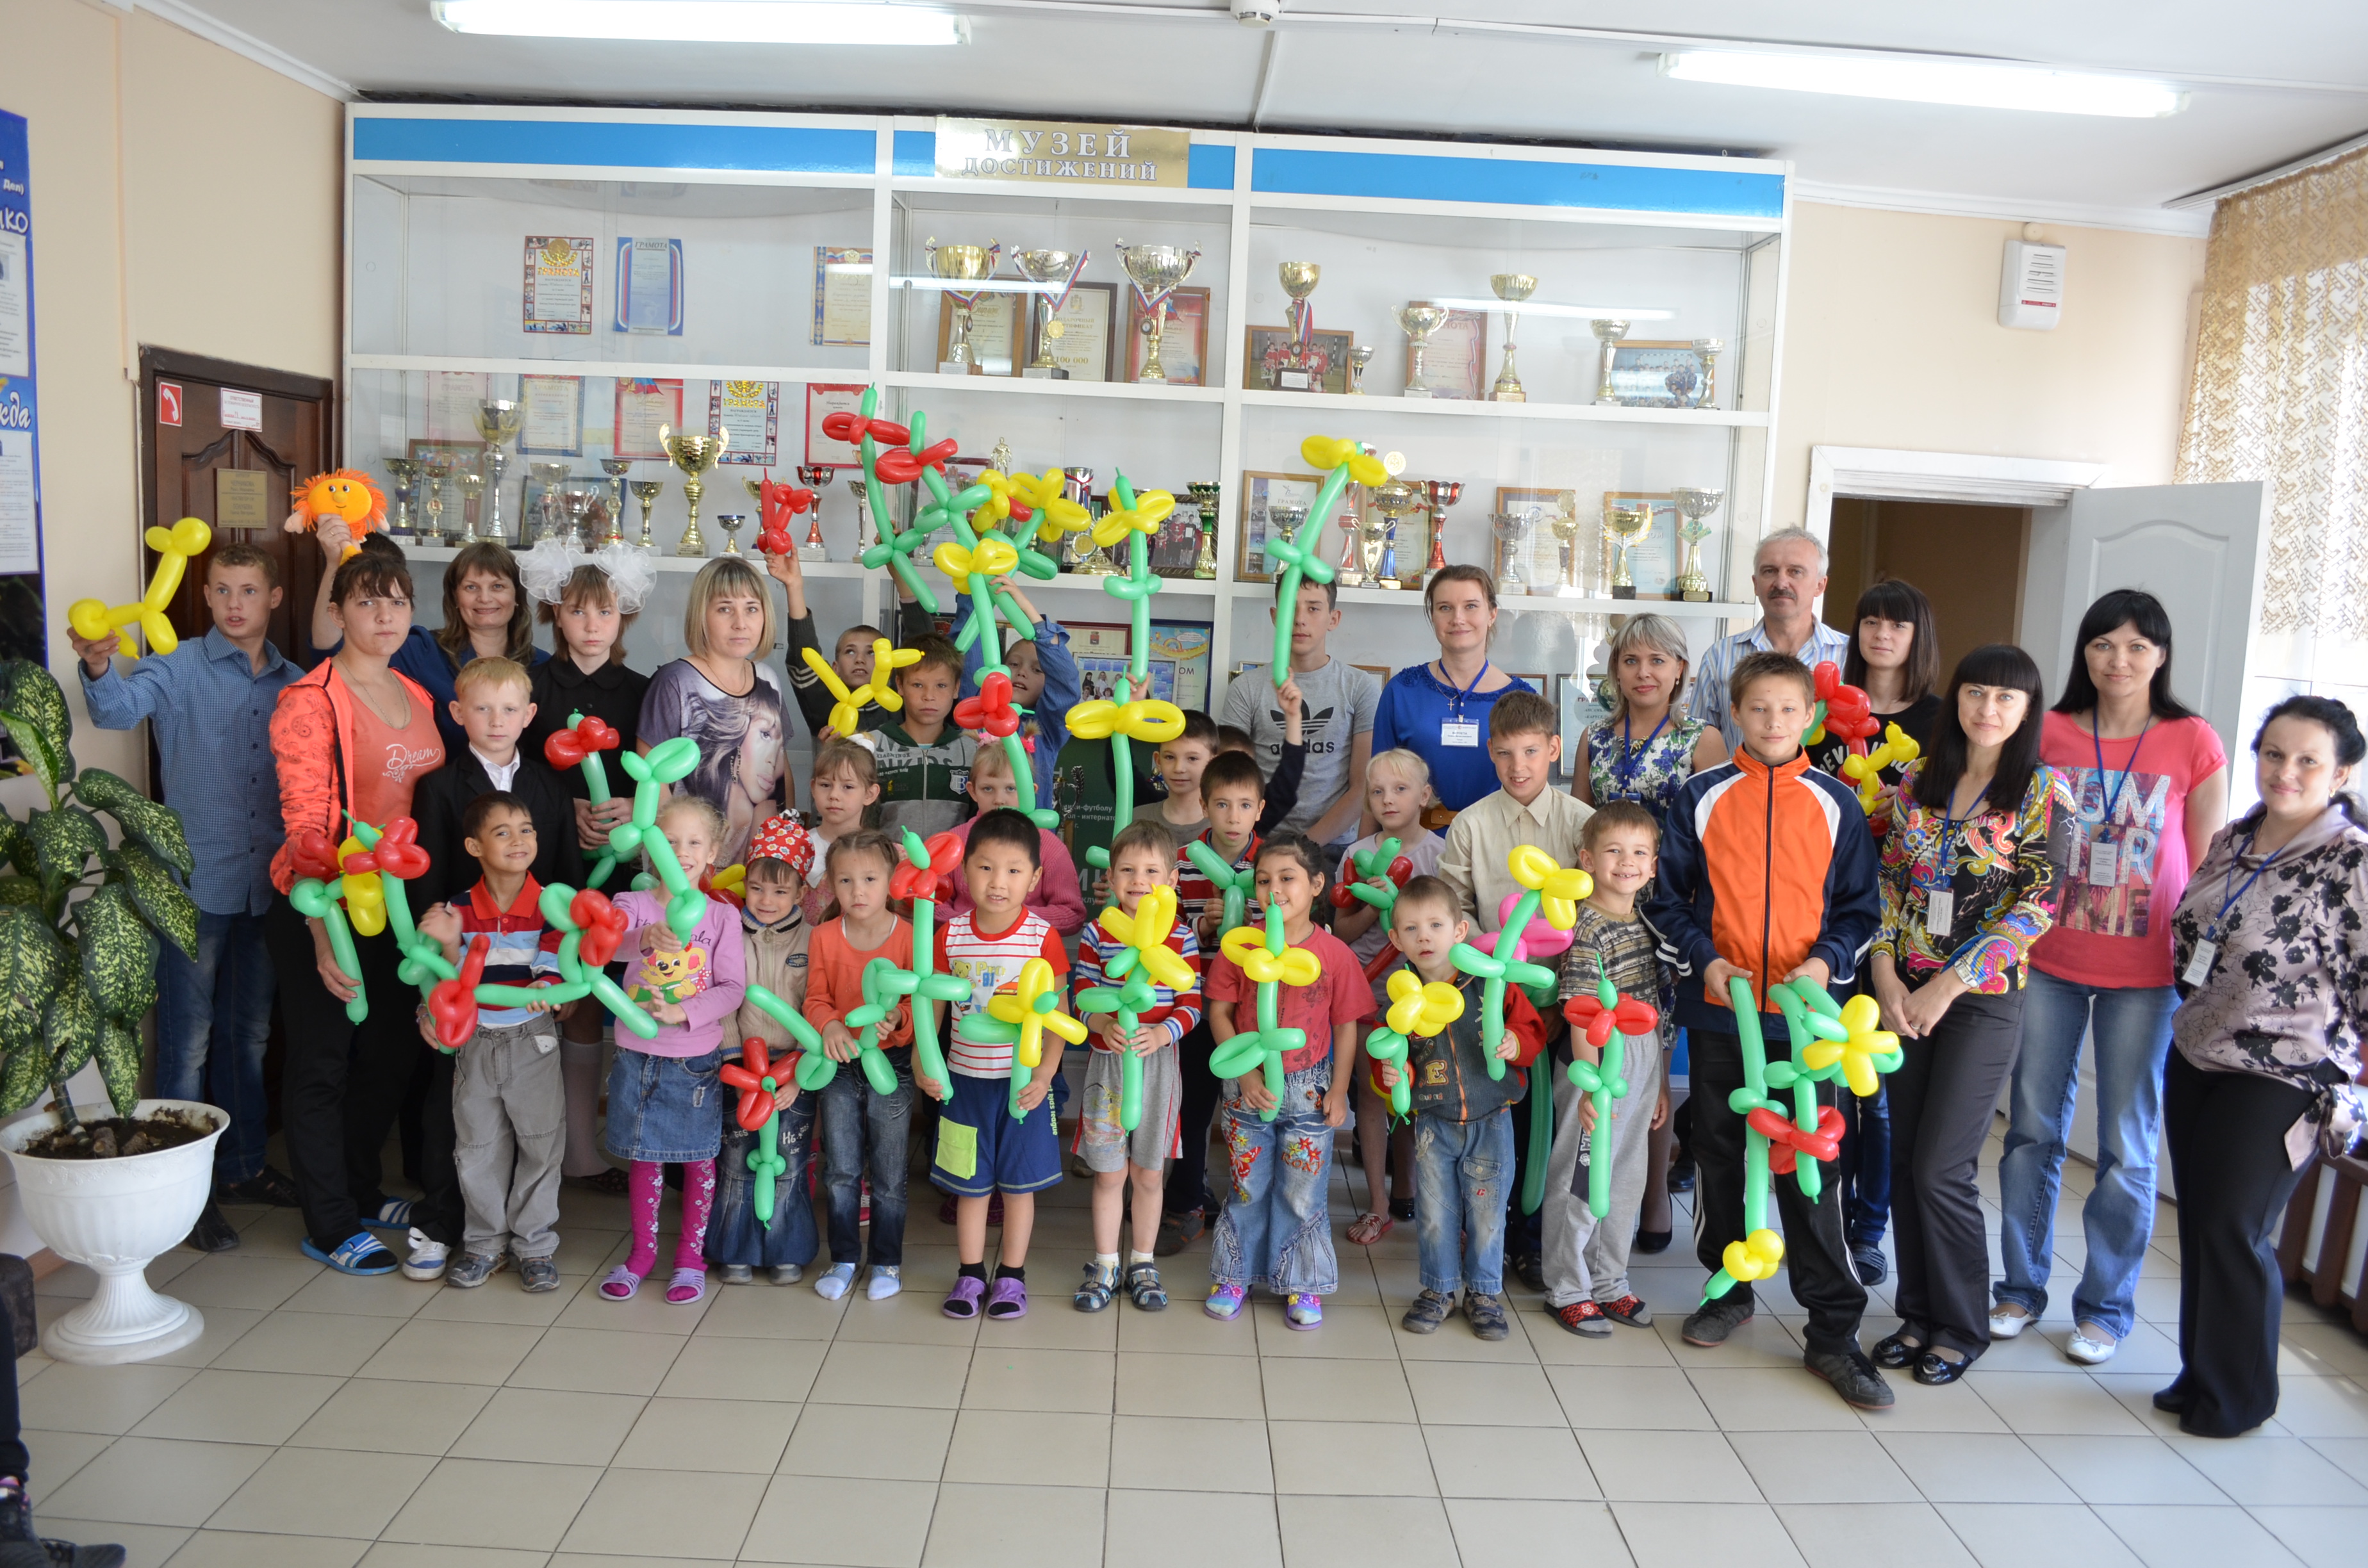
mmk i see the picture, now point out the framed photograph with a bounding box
[1352,663,1394,687]
[1495,486,1581,595]
[1151,498,1205,578]
[1602,491,1683,598]
[1408,303,1486,401]
[1079,657,1176,705]
[1149,621,1213,711]
[1028,280,1117,382]
[1068,623,1131,662]
[1126,286,1210,386]
[1605,340,1714,409]
[1242,324,1353,395]
[936,286,1026,377]
[804,384,867,467]
[1236,470,1322,584]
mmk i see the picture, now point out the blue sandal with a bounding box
[302,1231,398,1276]
[361,1199,413,1232]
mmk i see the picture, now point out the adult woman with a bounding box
[640,555,790,868]
[265,550,446,1275]
[2162,697,2367,1436]
[309,527,546,757]
[1994,591,2227,1364]
[1869,645,2070,1384]
[1574,614,1725,821]
[1370,565,1533,817]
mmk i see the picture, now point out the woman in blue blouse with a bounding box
[1370,564,1533,816]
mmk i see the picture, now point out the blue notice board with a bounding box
[0,106,40,666]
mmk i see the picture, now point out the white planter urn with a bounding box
[0,1100,224,1365]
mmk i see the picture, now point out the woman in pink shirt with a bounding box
[1993,591,2227,1365]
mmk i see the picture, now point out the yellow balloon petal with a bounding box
[1345,452,1389,487]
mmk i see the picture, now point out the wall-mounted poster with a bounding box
[614,378,683,461]
[614,236,684,336]
[709,380,779,466]
[523,235,595,335]
[813,246,871,347]
[805,384,867,467]
[516,375,582,457]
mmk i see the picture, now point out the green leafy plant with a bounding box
[0,659,197,1128]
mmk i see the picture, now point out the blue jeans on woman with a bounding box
[1994,967,2178,1338]
[156,910,275,1187]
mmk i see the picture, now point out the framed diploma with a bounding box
[516,375,582,457]
[709,380,779,466]
[937,286,1024,377]
[813,245,871,347]
[1029,281,1116,382]
[523,235,595,336]
[614,237,684,336]
[805,384,867,468]
[425,371,491,441]
[1408,302,1486,400]
[614,378,683,461]
[1497,486,1583,594]
[1126,286,1208,386]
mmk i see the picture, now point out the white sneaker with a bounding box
[2066,1321,2120,1364]
[814,1262,855,1300]
[867,1266,903,1301]
[401,1227,448,1282]
[1988,1303,2032,1339]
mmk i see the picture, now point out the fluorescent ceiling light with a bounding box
[1660,48,2185,118]
[1427,298,1673,321]
[432,1,967,45]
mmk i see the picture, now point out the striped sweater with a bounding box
[1073,920,1204,1049]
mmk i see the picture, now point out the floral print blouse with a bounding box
[1586,711,1706,826]
[1874,760,2072,992]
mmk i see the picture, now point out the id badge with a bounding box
[2088,840,2120,886]
[1923,888,1955,938]
[2181,940,2217,987]
[1440,721,1480,748]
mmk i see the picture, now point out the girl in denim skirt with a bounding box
[601,797,747,1305]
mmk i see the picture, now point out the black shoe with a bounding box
[2153,1384,2191,1414]
[1666,1157,1696,1194]
[1509,1253,1546,1293]
[1153,1210,1205,1258]
[1633,1228,1673,1255]
[1681,1293,1755,1347]
[1871,1330,1924,1370]
[1913,1350,1970,1387]
[1805,1346,1896,1410]
[1388,1196,1415,1223]
[217,1166,300,1207]
[185,1198,240,1254]
[1851,1242,1888,1286]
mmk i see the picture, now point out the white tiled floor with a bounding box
[17,1117,2368,1567]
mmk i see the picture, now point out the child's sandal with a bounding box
[1074,1263,1117,1313]
[598,1265,643,1301]
[1125,1262,1168,1312]
[666,1268,706,1305]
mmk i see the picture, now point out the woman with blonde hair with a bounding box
[638,555,791,869]
[1574,614,1726,822]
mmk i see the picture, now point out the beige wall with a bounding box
[0,0,340,783]
[1773,200,2207,528]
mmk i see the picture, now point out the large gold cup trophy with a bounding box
[659,425,728,559]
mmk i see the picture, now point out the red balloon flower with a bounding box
[889,831,965,902]
[346,817,430,880]
[544,714,621,771]
[571,888,630,969]
[288,829,343,884]
[755,478,816,557]
[953,671,1022,739]
[1747,1103,1846,1174]
[721,1039,798,1132]
[1329,854,1414,910]
[819,412,911,446]
[1813,661,1880,746]
[1562,990,1662,1050]
[429,935,490,1050]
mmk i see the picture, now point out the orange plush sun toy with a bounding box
[284,468,388,559]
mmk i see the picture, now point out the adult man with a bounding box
[1690,526,1852,751]
[1220,576,1377,847]
[72,542,302,1252]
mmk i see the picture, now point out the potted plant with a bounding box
[0,658,225,1363]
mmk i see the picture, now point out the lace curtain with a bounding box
[2177,145,2368,637]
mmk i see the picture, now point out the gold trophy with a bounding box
[629,480,664,550]
[1690,338,1725,410]
[600,458,634,547]
[472,400,521,539]
[1603,499,1654,599]
[1549,501,1590,598]
[1368,482,1423,590]
[382,458,420,540]
[1489,274,1537,402]
[659,423,728,557]
[1346,345,1374,395]
[1392,304,1450,398]
[1591,319,1631,405]
[1187,482,1221,580]
[1013,249,1081,379]
[455,470,484,546]
[1267,262,1325,391]
[1064,466,1116,575]
[925,237,1001,375]
[424,461,452,544]
[1671,486,1723,602]
[1417,480,1461,589]
[1115,241,1201,384]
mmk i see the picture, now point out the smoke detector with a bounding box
[1233,0,1279,25]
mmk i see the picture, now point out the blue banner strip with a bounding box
[353,117,876,174]
[1251,147,1784,218]
[1187,145,1235,190]
[893,129,935,177]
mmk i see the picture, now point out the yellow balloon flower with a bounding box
[1066,698,1187,746]
[1098,886,1196,993]
[1008,469,1090,544]
[340,870,388,938]
[985,956,1088,1068]
[1843,723,1924,813]
[1298,436,1391,487]
[1802,993,1902,1098]
[1089,489,1175,550]
[970,471,1016,528]
[1385,968,1465,1038]
[1220,925,1320,988]
[933,535,1019,582]
[1722,1228,1786,1283]
[1508,845,1594,931]
[800,642,921,736]
[709,863,746,898]
[67,516,211,659]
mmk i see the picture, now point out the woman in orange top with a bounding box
[263,550,446,1278]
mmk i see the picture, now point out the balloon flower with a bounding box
[1330,835,1415,981]
[1206,909,1322,1122]
[1842,723,1923,815]
[951,957,1088,1119]
[1560,953,1659,1218]
[543,711,623,886]
[721,1040,798,1224]
[284,822,395,1024]
[1362,968,1464,1118]
[1259,437,1365,685]
[607,737,706,942]
[1451,846,1586,1213]
[800,640,923,739]
[1075,885,1194,1132]
[1805,660,1879,750]
[1183,840,1256,937]
[69,517,212,660]
[754,477,817,557]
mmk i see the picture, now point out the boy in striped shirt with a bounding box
[413,792,567,1293]
[924,809,1071,1321]
[1071,821,1203,1313]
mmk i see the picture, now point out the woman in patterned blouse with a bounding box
[2162,696,2368,1437]
[1868,645,2073,1385]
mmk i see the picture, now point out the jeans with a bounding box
[1210,1062,1338,1296]
[1995,968,2177,1337]
[1163,1018,1221,1220]
[820,1049,914,1268]
[1415,1109,1513,1296]
[712,1091,819,1270]
[155,909,275,1185]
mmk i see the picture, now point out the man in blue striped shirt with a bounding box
[1690,527,1853,751]
[72,543,300,1252]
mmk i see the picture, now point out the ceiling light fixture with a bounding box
[1659,48,2185,118]
[432,0,967,46]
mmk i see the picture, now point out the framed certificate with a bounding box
[1029,281,1116,382]
[1243,324,1352,395]
[425,371,492,442]
[516,374,582,457]
[1605,341,1714,409]
[613,378,682,461]
[1126,286,1208,386]
[812,245,871,347]
[1497,486,1582,594]
[523,235,595,336]
[1602,490,1683,598]
[709,380,779,466]
[614,237,684,336]
[1237,470,1322,584]
[1069,623,1131,662]
[1408,302,1486,400]
[804,384,866,467]
[936,287,1024,377]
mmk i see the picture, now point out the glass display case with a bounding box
[347,109,1788,735]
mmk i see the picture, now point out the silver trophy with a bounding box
[454,470,482,546]
[847,478,877,556]
[1393,304,1450,398]
[714,512,746,557]
[1671,486,1724,601]
[1013,249,1082,379]
[1490,273,1537,402]
[1489,509,1540,594]
[1115,241,1201,384]
[472,400,521,537]
[382,458,420,540]
[629,480,664,550]
[925,237,1001,375]
[1690,338,1725,410]
[1591,319,1630,405]
[1334,498,1368,587]
[1265,502,1310,573]
[796,464,834,560]
[529,461,573,544]
[559,479,600,550]
[599,459,634,548]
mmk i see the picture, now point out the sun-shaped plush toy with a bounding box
[284,468,388,559]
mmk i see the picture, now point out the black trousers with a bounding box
[0,1293,25,1483]
[265,897,436,1252]
[1888,986,2023,1360]
[1164,1018,1221,1220]
[2164,1050,2314,1437]
[1692,1026,1868,1353]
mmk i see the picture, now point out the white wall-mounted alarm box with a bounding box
[2000,240,2066,331]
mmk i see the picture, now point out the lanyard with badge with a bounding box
[1916,795,1977,938]
[1611,710,1670,801]
[1438,660,1492,749]
[2087,717,2151,885]
[2181,830,2283,986]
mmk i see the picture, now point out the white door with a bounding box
[2018,482,2271,1185]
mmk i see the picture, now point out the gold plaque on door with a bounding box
[215,468,271,531]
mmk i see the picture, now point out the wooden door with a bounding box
[138,348,334,667]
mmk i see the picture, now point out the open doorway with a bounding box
[1823,497,2033,668]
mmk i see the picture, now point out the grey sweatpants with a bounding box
[455,1018,564,1260]
[1542,1029,1664,1309]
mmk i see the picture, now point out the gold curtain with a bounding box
[2177,144,2368,637]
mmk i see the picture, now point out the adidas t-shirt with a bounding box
[1221,656,1379,842]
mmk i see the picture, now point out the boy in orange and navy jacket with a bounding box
[1645,649,1886,1412]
